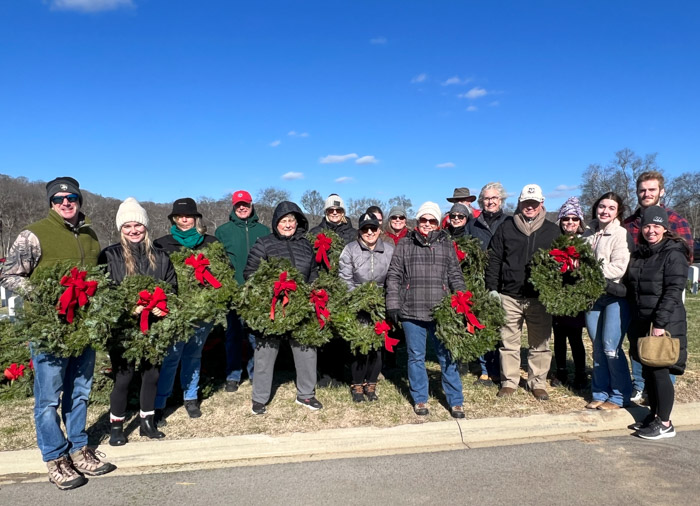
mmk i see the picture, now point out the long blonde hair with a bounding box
[120,227,157,276]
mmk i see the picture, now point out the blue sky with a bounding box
[1,1,699,214]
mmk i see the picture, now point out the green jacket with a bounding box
[215,207,270,285]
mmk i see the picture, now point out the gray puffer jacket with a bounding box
[338,238,395,291]
[385,229,466,322]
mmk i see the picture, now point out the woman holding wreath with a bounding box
[581,192,633,410]
[100,198,177,445]
[153,198,218,423]
[338,212,395,402]
[626,206,689,439]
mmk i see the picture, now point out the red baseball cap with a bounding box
[232,190,252,205]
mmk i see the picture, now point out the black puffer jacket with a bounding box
[386,229,466,322]
[310,217,356,244]
[485,215,560,298]
[466,210,508,251]
[98,241,177,291]
[244,201,318,283]
[153,233,218,254]
[626,238,688,374]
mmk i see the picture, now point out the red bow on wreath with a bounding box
[137,287,169,334]
[376,320,399,352]
[57,267,98,323]
[4,363,26,382]
[185,253,222,288]
[309,289,331,329]
[270,271,297,320]
[453,241,466,262]
[549,246,580,273]
[451,291,485,334]
[314,233,332,270]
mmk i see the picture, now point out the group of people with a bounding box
[0,171,693,490]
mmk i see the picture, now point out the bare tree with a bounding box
[256,187,291,209]
[300,190,325,217]
[667,171,700,237]
[345,198,386,218]
[388,195,414,216]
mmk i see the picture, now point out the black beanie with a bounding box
[46,176,83,207]
[641,206,669,229]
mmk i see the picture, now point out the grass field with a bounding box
[1,293,698,452]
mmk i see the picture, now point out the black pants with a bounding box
[552,317,585,373]
[642,366,674,421]
[318,338,350,381]
[350,350,382,384]
[109,348,160,417]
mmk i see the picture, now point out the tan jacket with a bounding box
[582,218,631,283]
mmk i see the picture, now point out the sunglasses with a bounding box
[560,217,581,222]
[326,208,343,214]
[418,217,439,225]
[390,215,406,221]
[449,213,466,220]
[361,226,379,233]
[51,194,79,205]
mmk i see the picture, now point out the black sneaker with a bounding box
[184,400,202,418]
[629,413,656,431]
[251,401,266,415]
[225,380,240,392]
[637,418,676,440]
[296,396,323,410]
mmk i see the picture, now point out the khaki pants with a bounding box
[499,294,552,390]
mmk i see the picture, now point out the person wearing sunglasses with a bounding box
[446,203,470,238]
[338,212,395,402]
[386,201,467,418]
[310,193,357,244]
[551,197,588,390]
[384,205,409,245]
[0,176,115,489]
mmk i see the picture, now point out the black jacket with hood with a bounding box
[244,201,318,283]
[310,216,357,244]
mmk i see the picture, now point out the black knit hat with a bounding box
[641,205,669,229]
[46,176,82,207]
[168,198,202,221]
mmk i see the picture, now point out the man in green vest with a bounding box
[0,176,115,490]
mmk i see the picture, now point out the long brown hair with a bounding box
[591,192,626,221]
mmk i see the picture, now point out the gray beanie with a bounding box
[116,197,149,230]
[641,205,669,229]
[449,203,470,216]
[387,205,406,219]
[46,176,83,207]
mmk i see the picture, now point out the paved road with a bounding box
[2,429,699,505]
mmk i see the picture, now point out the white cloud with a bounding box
[269,140,281,147]
[442,76,472,86]
[335,176,354,183]
[411,73,428,83]
[554,184,580,191]
[288,131,309,137]
[459,87,488,99]
[436,162,455,168]
[282,172,304,180]
[355,155,378,165]
[50,0,133,12]
[370,37,387,45]
[466,105,478,112]
[320,153,358,164]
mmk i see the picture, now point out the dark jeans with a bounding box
[109,348,160,417]
[350,350,382,384]
[553,316,586,373]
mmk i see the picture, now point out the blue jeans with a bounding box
[477,350,500,378]
[585,295,632,406]
[402,319,464,407]
[225,312,255,383]
[155,322,213,408]
[31,346,96,462]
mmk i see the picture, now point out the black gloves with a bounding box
[387,309,400,326]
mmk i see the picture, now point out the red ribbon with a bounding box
[270,271,297,320]
[57,267,98,323]
[310,289,331,329]
[375,320,399,352]
[549,246,580,273]
[137,287,169,333]
[453,241,466,262]
[314,233,332,270]
[185,253,222,288]
[3,363,25,381]
[451,291,485,334]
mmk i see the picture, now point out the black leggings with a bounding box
[552,319,585,372]
[642,366,674,421]
[350,350,382,385]
[109,348,160,417]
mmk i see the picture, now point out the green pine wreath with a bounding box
[0,319,34,401]
[169,241,237,327]
[306,228,346,276]
[15,261,121,357]
[291,273,348,347]
[529,235,605,316]
[332,281,387,355]
[110,275,191,364]
[453,236,488,283]
[234,257,312,337]
[434,283,505,363]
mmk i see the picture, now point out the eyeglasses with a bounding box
[326,208,343,215]
[483,196,500,202]
[449,213,466,220]
[390,215,406,221]
[418,217,439,225]
[50,194,79,205]
[361,226,379,233]
[560,217,581,222]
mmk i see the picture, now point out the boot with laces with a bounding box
[363,383,379,402]
[350,384,365,402]
[47,455,87,490]
[70,447,117,476]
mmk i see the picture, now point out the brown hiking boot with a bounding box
[363,383,379,402]
[47,455,87,490]
[350,384,365,402]
[70,447,117,476]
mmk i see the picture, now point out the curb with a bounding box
[1,402,698,483]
